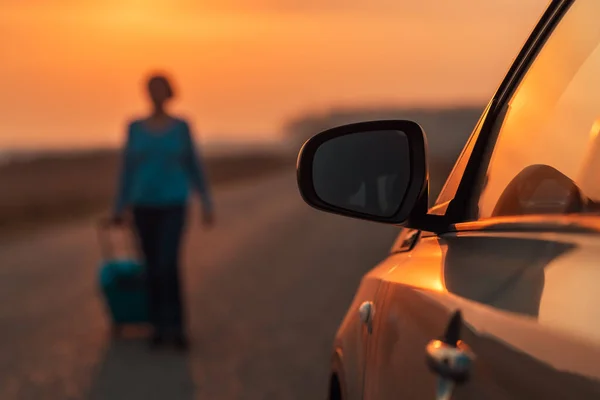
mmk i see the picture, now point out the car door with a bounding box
[365,0,600,398]
[367,229,600,399]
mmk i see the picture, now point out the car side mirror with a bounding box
[296,120,428,224]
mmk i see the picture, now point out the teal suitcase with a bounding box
[97,223,149,336]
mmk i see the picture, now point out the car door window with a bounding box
[471,0,600,220]
[430,101,491,215]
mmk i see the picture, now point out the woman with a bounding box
[112,73,214,350]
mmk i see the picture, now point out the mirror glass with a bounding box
[312,130,411,217]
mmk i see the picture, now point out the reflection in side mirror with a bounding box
[312,130,411,218]
[297,120,428,224]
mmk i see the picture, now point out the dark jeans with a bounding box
[133,205,187,336]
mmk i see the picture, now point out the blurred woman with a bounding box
[112,73,214,350]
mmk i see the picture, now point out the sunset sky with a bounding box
[1,0,548,150]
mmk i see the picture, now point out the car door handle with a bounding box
[358,301,374,334]
[426,310,475,382]
[426,311,475,400]
[426,339,475,383]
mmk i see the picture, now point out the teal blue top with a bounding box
[114,118,213,214]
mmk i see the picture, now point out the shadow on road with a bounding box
[86,334,195,400]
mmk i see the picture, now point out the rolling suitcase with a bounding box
[97,221,149,336]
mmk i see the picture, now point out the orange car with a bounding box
[297,1,600,398]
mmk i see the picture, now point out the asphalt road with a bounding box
[0,171,400,400]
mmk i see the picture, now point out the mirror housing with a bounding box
[296,120,428,225]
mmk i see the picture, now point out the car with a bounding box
[295,1,600,399]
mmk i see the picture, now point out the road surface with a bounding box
[0,171,400,400]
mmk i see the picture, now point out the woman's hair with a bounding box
[147,73,174,99]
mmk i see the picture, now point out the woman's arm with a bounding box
[113,124,134,217]
[183,122,213,213]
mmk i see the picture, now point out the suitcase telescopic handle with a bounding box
[96,219,137,261]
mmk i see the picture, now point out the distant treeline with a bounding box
[284,106,483,153]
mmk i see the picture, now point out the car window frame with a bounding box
[420,0,574,233]
[430,99,493,216]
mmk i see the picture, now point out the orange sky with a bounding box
[0,0,548,150]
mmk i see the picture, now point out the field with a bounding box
[0,150,295,233]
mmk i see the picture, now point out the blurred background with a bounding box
[0,1,547,399]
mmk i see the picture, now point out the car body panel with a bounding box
[362,224,600,398]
